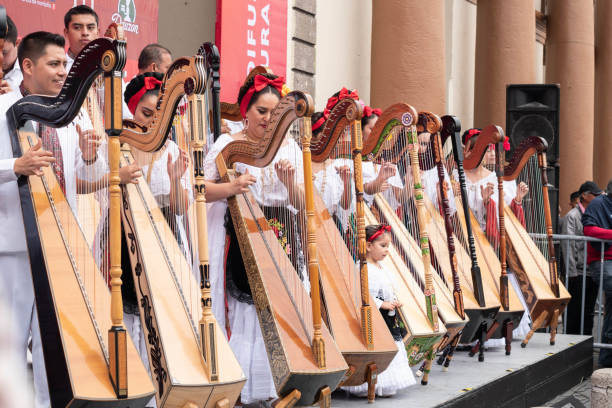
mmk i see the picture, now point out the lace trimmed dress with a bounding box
[343,261,416,397]
[204,134,308,404]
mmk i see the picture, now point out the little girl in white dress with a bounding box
[343,224,416,397]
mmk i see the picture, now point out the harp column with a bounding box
[546,0,594,213]
[370,0,445,113]
[594,0,612,188]
[473,0,535,129]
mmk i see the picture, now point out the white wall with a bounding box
[315,0,372,110]
[157,0,216,59]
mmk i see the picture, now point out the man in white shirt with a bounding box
[1,16,23,94]
[63,4,133,120]
[0,30,102,408]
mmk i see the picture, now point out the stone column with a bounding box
[546,0,594,213]
[594,0,612,188]
[370,0,445,113]
[592,368,612,408]
[473,0,535,129]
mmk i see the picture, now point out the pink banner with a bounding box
[216,0,287,104]
[3,0,158,80]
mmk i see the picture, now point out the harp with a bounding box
[414,112,501,366]
[364,105,468,384]
[442,122,525,357]
[464,131,570,348]
[359,104,463,384]
[7,38,155,406]
[308,98,400,402]
[118,55,246,407]
[216,91,347,407]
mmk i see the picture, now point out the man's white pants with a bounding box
[0,252,50,407]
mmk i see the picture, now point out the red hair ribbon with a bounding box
[367,224,391,242]
[239,74,285,118]
[312,112,328,132]
[464,128,481,145]
[127,76,163,115]
[363,105,382,118]
[324,87,359,115]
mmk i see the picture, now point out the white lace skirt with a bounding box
[227,295,277,404]
[342,340,416,397]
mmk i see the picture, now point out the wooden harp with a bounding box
[217,91,348,407]
[197,42,222,142]
[118,55,246,407]
[464,132,570,348]
[7,38,155,406]
[415,112,501,366]
[441,122,525,357]
[308,98,400,402]
[359,104,462,384]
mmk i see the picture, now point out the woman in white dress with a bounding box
[344,224,416,397]
[204,73,307,406]
[461,128,531,342]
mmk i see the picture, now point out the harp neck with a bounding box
[310,98,362,162]
[502,136,548,181]
[9,38,125,128]
[362,103,417,163]
[197,42,222,140]
[217,91,313,176]
[463,124,505,171]
[104,22,125,41]
[120,56,206,152]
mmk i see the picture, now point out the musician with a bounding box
[461,128,531,343]
[137,43,172,75]
[564,181,601,335]
[311,109,353,227]
[1,16,22,94]
[582,178,612,367]
[124,72,191,229]
[0,30,102,408]
[63,4,133,120]
[204,72,304,405]
[462,128,527,246]
[343,224,415,397]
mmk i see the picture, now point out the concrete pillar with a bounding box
[594,0,612,188]
[546,0,594,213]
[370,0,445,113]
[473,0,535,129]
[592,368,612,408]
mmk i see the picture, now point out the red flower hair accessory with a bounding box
[239,74,286,118]
[367,224,391,242]
[503,136,511,151]
[127,76,163,115]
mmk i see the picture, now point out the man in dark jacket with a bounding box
[583,179,612,367]
[564,182,601,334]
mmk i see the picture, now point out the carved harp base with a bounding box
[108,326,128,398]
[274,389,301,408]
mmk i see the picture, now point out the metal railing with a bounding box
[530,232,612,349]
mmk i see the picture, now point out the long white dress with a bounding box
[204,133,306,404]
[343,260,416,397]
[465,172,531,343]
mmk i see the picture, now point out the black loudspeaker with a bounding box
[506,84,561,232]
